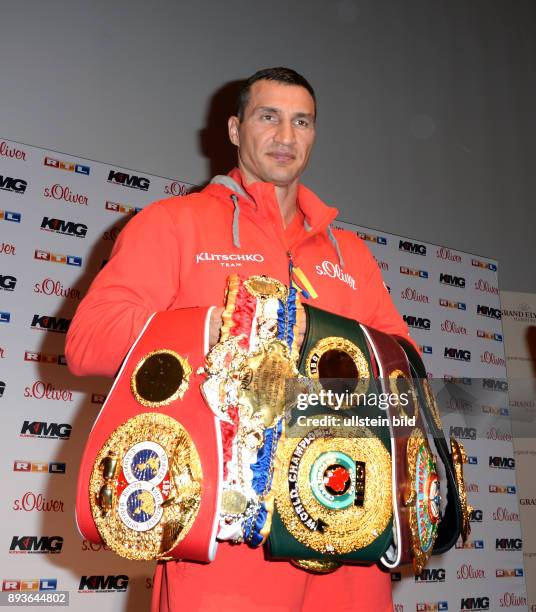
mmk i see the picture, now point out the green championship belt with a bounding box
[267,305,394,568]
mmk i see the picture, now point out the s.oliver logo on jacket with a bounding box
[314,260,356,290]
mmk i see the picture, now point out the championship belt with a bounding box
[362,326,440,574]
[395,338,472,554]
[267,305,394,568]
[76,308,222,562]
[200,274,302,547]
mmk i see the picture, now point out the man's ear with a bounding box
[228,116,240,147]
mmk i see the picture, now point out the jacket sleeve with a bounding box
[65,201,181,377]
[352,235,420,352]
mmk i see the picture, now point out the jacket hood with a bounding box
[202,168,344,267]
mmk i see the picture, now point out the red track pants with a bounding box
[151,544,393,612]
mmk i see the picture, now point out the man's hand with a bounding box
[209,306,225,349]
[209,304,306,351]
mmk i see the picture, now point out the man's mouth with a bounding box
[268,152,295,163]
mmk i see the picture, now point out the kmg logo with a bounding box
[107,170,150,191]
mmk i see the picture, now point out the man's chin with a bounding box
[262,168,301,188]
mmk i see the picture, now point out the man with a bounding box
[67,67,412,611]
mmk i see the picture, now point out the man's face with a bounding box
[228,80,316,188]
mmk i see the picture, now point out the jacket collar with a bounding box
[205,168,338,236]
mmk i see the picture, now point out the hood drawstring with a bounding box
[327,225,345,268]
[210,173,343,269]
[231,194,241,248]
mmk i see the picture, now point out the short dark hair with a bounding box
[235,67,316,120]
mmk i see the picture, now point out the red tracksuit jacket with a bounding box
[67,168,407,612]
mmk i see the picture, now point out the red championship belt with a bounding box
[76,307,222,562]
[361,325,440,574]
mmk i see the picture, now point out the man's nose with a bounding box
[274,119,296,145]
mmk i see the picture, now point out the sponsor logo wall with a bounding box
[336,223,527,610]
[0,137,527,610]
[501,290,536,612]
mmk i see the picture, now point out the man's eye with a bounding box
[262,114,275,121]
[294,119,309,128]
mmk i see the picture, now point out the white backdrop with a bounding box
[0,137,527,611]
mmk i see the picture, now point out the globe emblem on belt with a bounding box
[118,481,164,532]
[122,441,168,485]
[310,451,356,510]
[131,449,160,481]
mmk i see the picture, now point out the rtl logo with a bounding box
[0,381,5,397]
[489,485,516,494]
[472,258,497,271]
[400,266,428,278]
[44,156,90,175]
[403,315,431,330]
[20,421,72,440]
[496,538,522,551]
[107,169,150,191]
[460,596,489,610]
[30,314,71,333]
[449,426,476,440]
[477,330,503,341]
[40,216,87,238]
[455,539,484,549]
[24,351,67,366]
[2,579,57,592]
[0,210,21,223]
[357,231,387,245]
[489,456,515,469]
[105,200,141,215]
[444,347,471,361]
[78,575,129,592]
[476,304,501,319]
[414,568,445,583]
[9,536,63,554]
[0,275,16,291]
[34,249,82,267]
[416,603,448,611]
[0,175,27,194]
[439,273,465,288]
[399,240,426,255]
[439,298,466,310]
[496,568,524,578]
[0,311,8,322]
[13,461,66,474]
